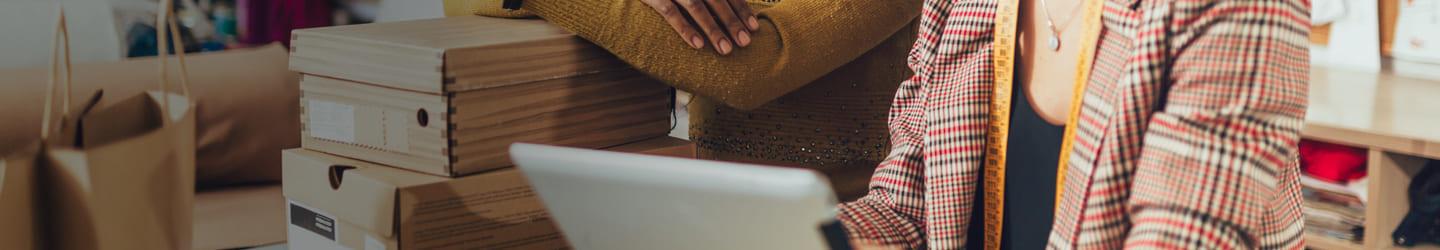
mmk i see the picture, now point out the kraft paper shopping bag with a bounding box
[0,144,41,250]
[40,92,197,250]
[25,3,197,249]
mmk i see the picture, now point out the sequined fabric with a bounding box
[455,0,925,199]
[690,23,916,199]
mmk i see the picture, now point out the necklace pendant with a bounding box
[1048,35,1061,51]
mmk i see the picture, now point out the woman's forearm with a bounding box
[515,0,921,109]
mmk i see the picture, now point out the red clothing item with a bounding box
[835,0,1311,248]
[1300,139,1368,183]
[237,0,332,46]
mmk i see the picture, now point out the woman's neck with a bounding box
[1016,0,1087,125]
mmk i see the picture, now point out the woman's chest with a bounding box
[912,0,1144,100]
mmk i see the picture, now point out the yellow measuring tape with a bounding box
[982,0,1104,248]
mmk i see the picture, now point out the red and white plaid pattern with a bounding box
[836,0,1311,248]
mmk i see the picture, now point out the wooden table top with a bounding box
[1303,65,1440,158]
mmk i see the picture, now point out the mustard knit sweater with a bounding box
[449,0,922,110]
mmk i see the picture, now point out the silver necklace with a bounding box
[1037,0,1079,51]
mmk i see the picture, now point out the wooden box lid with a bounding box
[289,16,629,94]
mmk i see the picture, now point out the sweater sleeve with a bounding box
[443,0,534,18]
[455,0,922,110]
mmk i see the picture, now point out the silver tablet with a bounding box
[511,143,847,250]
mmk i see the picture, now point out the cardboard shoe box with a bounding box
[284,137,693,249]
[283,149,567,250]
[291,16,672,177]
[297,71,670,177]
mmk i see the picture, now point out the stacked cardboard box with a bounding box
[290,16,671,177]
[283,16,687,249]
[283,138,691,250]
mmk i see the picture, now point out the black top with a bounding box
[964,80,1064,249]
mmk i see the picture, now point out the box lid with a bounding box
[290,16,630,94]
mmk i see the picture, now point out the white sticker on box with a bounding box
[308,99,356,143]
[365,235,386,250]
[382,110,410,151]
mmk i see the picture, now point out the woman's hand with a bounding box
[639,0,760,55]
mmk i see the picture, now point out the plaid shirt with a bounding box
[836,0,1311,249]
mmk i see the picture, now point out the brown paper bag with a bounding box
[29,4,197,249]
[0,144,41,250]
[0,43,297,188]
[40,92,197,250]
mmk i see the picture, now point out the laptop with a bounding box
[510,143,853,250]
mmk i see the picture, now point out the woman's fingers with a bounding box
[704,0,750,47]
[639,0,756,54]
[641,0,705,49]
[674,0,733,55]
[726,0,759,31]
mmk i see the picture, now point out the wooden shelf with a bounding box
[1306,232,1363,250]
[1363,150,1440,250]
[1303,123,1440,160]
[1302,64,1440,249]
[1304,65,1440,159]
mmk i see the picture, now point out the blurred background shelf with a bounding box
[1302,64,1440,249]
[1305,64,1440,159]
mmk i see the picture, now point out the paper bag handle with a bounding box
[40,4,73,140]
[155,0,193,123]
[40,2,195,137]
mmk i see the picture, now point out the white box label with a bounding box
[308,99,356,143]
[382,110,410,151]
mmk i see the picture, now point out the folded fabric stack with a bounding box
[1302,174,1367,243]
[281,16,683,249]
[1298,139,1369,243]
